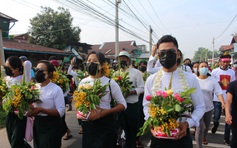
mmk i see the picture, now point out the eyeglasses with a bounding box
[158,49,176,57]
[33,67,47,72]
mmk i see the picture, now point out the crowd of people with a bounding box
[1,34,237,148]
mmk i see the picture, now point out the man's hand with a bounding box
[151,44,158,57]
[174,122,189,140]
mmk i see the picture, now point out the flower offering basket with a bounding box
[76,110,91,120]
[154,128,179,139]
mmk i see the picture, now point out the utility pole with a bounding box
[149,25,153,54]
[0,29,5,66]
[212,37,215,67]
[115,0,121,58]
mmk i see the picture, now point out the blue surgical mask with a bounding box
[193,68,198,73]
[199,67,208,76]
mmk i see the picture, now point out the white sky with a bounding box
[0,0,237,59]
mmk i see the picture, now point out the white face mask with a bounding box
[234,64,237,68]
[193,68,198,73]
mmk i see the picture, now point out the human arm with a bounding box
[27,85,65,117]
[186,75,205,127]
[23,60,32,82]
[225,92,232,125]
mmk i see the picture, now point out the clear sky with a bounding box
[0,0,237,59]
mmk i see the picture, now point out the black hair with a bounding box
[139,60,147,66]
[87,51,106,65]
[219,52,231,60]
[157,35,178,49]
[6,56,24,74]
[197,61,211,77]
[37,60,55,78]
[183,58,192,64]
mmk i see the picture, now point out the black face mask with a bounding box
[139,66,147,72]
[4,66,14,76]
[159,49,177,69]
[86,62,99,76]
[35,69,46,83]
[120,60,127,68]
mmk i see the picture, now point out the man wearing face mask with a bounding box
[143,35,205,148]
[115,51,145,148]
[211,53,235,146]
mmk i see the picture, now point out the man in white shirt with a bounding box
[116,51,145,148]
[211,53,235,146]
[143,35,205,148]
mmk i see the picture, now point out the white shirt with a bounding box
[181,64,193,73]
[67,65,80,86]
[34,82,65,117]
[147,55,162,74]
[211,67,235,102]
[5,75,22,87]
[143,68,205,127]
[116,67,145,104]
[23,60,32,82]
[79,76,127,109]
[196,76,223,112]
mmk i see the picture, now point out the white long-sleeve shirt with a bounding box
[79,76,127,109]
[34,82,65,117]
[115,67,145,104]
[143,68,205,127]
[23,60,32,82]
[67,65,79,86]
[147,55,161,74]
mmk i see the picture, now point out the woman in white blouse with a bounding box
[77,51,127,148]
[195,61,225,147]
[27,60,65,148]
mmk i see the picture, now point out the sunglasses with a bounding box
[158,49,176,57]
[33,67,47,72]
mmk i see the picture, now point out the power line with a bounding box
[215,13,237,40]
[147,0,170,34]
[64,0,150,43]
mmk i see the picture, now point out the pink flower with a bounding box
[31,86,35,90]
[174,93,184,102]
[145,95,152,101]
[162,92,167,98]
[156,91,162,96]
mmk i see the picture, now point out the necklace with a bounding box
[152,68,189,96]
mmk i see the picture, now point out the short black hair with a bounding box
[157,35,178,49]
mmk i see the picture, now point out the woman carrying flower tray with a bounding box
[2,56,32,148]
[141,35,206,148]
[26,60,65,148]
[73,51,127,148]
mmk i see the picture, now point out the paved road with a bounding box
[0,109,231,148]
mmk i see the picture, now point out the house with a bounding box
[0,12,92,67]
[219,36,237,63]
[90,40,145,61]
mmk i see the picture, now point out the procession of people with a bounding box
[1,34,236,148]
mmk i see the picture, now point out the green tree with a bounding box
[192,47,218,62]
[28,7,80,50]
